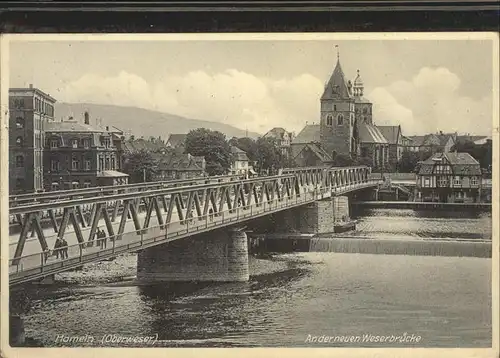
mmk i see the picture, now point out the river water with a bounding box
[17,208,492,348]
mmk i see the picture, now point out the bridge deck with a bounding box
[9,181,378,285]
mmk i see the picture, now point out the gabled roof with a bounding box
[123,138,167,154]
[231,145,249,161]
[295,143,333,163]
[166,134,187,147]
[263,127,288,139]
[292,124,320,144]
[377,125,400,144]
[321,60,352,100]
[358,123,389,144]
[418,152,481,175]
[156,150,205,172]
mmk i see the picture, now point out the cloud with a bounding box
[58,70,324,135]
[58,66,492,137]
[368,67,492,135]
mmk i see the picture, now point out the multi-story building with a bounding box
[415,152,482,203]
[9,85,56,194]
[43,112,128,190]
[230,145,250,175]
[263,127,294,156]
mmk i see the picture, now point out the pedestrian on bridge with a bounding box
[61,238,69,259]
[98,229,107,249]
[54,238,62,259]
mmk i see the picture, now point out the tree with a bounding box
[185,128,232,176]
[122,150,158,183]
[397,151,421,173]
[332,153,354,167]
[451,139,492,170]
[255,137,288,174]
[354,156,373,167]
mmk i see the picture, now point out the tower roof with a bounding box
[321,59,352,101]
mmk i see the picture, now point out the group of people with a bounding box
[43,228,109,263]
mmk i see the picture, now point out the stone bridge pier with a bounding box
[137,228,249,282]
[257,195,352,235]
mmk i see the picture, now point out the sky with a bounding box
[8,36,496,136]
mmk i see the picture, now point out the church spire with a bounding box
[321,46,351,100]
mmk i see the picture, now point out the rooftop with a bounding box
[166,134,187,147]
[44,120,105,133]
[377,125,400,144]
[358,123,389,144]
[292,124,320,144]
[9,86,57,103]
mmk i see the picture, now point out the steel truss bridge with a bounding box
[8,166,378,286]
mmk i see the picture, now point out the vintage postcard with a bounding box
[0,33,498,358]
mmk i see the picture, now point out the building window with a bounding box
[424,177,430,187]
[471,177,478,186]
[350,114,354,126]
[334,105,337,111]
[438,177,447,187]
[111,157,116,170]
[15,155,24,167]
[15,117,24,129]
[363,108,368,114]
[326,114,333,126]
[82,139,90,148]
[363,116,367,123]
[50,139,59,148]
[454,176,461,186]
[72,158,79,170]
[51,183,59,191]
[51,160,59,171]
[71,139,78,148]
[15,136,23,146]
[337,114,344,126]
[85,160,91,171]
[83,181,92,188]
[105,157,110,170]
[99,156,104,171]
[72,181,79,189]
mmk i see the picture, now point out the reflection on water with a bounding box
[18,209,492,348]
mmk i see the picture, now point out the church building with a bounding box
[291,53,395,171]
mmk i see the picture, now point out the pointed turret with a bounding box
[353,69,364,97]
[321,59,352,100]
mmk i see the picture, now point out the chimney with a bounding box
[84,111,90,125]
[29,84,33,89]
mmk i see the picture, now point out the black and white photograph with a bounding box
[1,33,498,356]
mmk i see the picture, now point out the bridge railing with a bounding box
[9,173,247,207]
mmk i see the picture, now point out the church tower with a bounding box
[353,69,373,125]
[320,51,356,159]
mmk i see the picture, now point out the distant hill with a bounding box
[54,103,261,140]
